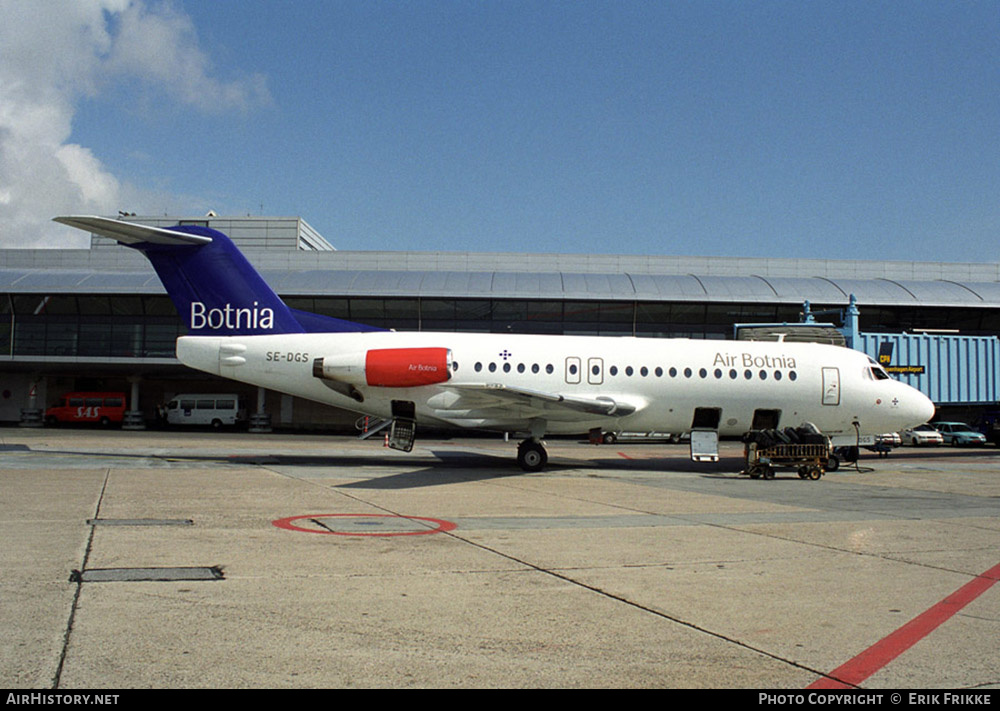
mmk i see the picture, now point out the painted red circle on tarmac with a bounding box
[272,513,457,537]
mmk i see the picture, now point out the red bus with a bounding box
[45,392,127,427]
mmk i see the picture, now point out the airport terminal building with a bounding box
[2,215,999,428]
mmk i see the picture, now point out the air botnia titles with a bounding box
[714,351,797,369]
[190,301,275,331]
[758,692,992,705]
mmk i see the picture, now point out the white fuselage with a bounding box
[176,331,935,443]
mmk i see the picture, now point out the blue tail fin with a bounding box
[54,216,381,336]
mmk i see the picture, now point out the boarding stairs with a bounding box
[356,415,392,440]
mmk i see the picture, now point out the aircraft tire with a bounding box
[517,440,548,472]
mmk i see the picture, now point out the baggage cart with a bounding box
[742,441,831,480]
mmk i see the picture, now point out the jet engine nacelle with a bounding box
[313,347,452,387]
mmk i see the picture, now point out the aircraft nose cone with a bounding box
[916,391,936,424]
[905,389,936,427]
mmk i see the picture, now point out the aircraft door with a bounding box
[587,357,604,385]
[690,408,722,463]
[752,409,781,430]
[565,357,581,384]
[822,367,841,406]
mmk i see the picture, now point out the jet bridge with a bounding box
[857,332,1000,406]
[736,296,1000,409]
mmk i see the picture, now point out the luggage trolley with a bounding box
[742,428,832,480]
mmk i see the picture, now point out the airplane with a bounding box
[55,215,936,471]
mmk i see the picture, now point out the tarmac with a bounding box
[1,428,998,689]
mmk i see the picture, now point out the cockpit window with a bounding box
[870,365,890,380]
[865,357,891,380]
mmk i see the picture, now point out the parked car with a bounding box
[900,424,944,446]
[876,432,902,447]
[933,422,987,447]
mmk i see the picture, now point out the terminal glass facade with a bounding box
[1,294,184,358]
[2,293,998,358]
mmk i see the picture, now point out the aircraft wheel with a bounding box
[839,446,859,463]
[517,440,548,472]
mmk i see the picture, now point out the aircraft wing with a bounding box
[54,216,212,246]
[445,383,640,418]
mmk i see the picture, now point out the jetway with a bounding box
[736,295,1000,407]
[857,332,1000,406]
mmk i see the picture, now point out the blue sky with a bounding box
[3,1,998,259]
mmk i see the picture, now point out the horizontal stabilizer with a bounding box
[54,216,212,246]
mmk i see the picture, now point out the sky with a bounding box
[1,1,998,259]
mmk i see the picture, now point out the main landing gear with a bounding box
[517,439,548,472]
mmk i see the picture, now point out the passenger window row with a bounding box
[468,361,797,382]
[597,365,798,381]
[472,362,556,374]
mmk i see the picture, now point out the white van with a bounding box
[166,394,244,428]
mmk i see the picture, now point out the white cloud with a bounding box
[0,0,270,248]
[56,144,121,206]
[107,2,270,114]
